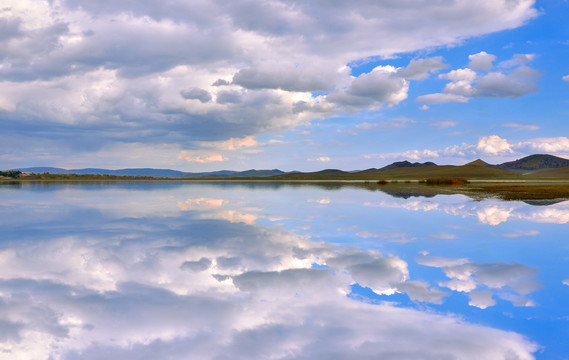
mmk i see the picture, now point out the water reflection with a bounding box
[1,182,566,359]
[364,197,569,225]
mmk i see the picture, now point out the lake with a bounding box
[1,181,568,359]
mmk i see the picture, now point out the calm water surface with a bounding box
[1,181,568,359]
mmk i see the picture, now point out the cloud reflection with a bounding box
[365,197,569,225]
[418,256,541,308]
[0,184,542,359]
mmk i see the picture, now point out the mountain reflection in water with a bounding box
[1,181,567,359]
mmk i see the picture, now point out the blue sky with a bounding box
[1,0,568,171]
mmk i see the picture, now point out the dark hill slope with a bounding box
[497,154,569,173]
[364,165,522,180]
[523,167,569,179]
[464,159,492,167]
[268,165,522,180]
[378,161,437,171]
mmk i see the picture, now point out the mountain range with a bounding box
[8,154,569,180]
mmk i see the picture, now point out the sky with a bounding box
[1,0,568,171]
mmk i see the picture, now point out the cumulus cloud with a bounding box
[380,194,569,226]
[476,135,513,155]
[515,137,569,153]
[468,291,496,309]
[475,66,540,98]
[563,75,569,82]
[0,0,541,166]
[364,133,569,164]
[500,54,537,68]
[327,66,409,110]
[417,53,540,105]
[422,258,542,307]
[395,57,448,80]
[395,281,448,304]
[468,51,497,70]
[232,65,332,92]
[401,149,440,160]
[180,88,212,103]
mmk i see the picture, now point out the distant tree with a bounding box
[0,170,22,178]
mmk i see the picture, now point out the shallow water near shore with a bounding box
[1,181,568,359]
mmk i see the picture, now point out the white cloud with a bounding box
[177,198,226,211]
[440,68,477,82]
[468,51,497,70]
[476,205,513,225]
[219,136,258,150]
[0,0,541,167]
[430,121,457,129]
[499,53,537,68]
[417,53,540,105]
[563,75,569,82]
[327,66,409,111]
[308,156,330,162]
[468,291,496,309]
[177,150,226,163]
[396,281,448,304]
[475,66,540,98]
[503,123,540,131]
[430,232,457,240]
[476,135,513,155]
[356,117,415,130]
[502,230,540,238]
[416,256,470,268]
[416,93,470,104]
[515,137,569,153]
[401,149,440,161]
[396,57,448,80]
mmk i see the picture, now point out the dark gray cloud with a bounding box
[396,57,448,80]
[232,66,331,92]
[0,17,23,42]
[180,88,212,103]
[216,90,243,104]
[180,257,212,272]
[475,66,540,98]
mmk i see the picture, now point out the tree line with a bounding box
[0,171,22,178]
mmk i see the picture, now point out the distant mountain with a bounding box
[14,167,191,178]
[464,159,492,167]
[12,167,285,178]
[358,165,521,180]
[201,169,286,178]
[378,160,437,171]
[9,154,569,181]
[496,154,569,174]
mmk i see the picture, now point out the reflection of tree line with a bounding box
[4,179,568,204]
